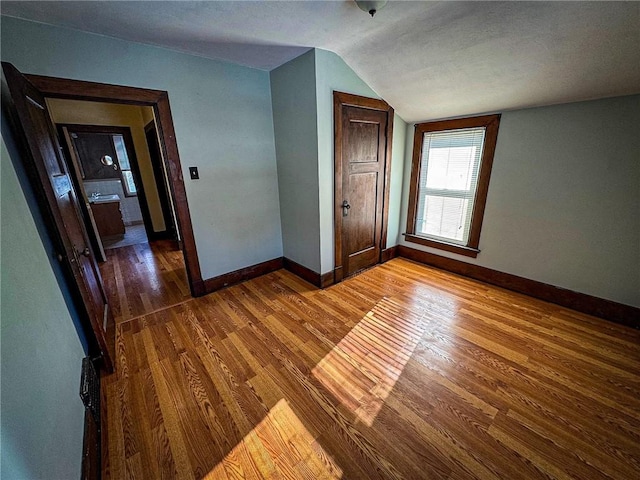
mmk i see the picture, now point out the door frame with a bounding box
[26,73,205,296]
[59,124,156,243]
[333,91,394,283]
[144,119,179,243]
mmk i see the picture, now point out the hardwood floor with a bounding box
[100,240,191,324]
[102,257,640,479]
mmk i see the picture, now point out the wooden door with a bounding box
[335,92,393,279]
[70,131,121,180]
[58,125,107,262]
[2,62,115,372]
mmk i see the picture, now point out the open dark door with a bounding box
[2,62,115,372]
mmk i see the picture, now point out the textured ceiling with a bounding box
[3,1,639,122]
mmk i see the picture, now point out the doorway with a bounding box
[58,124,152,253]
[25,72,205,296]
[49,102,193,323]
[3,63,205,363]
[333,91,394,282]
[2,62,201,480]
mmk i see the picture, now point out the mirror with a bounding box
[100,155,118,170]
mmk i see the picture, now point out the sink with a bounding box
[89,194,120,204]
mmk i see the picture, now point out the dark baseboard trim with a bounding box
[283,257,318,286]
[191,279,206,297]
[147,229,172,241]
[283,257,335,288]
[203,257,283,294]
[320,271,335,288]
[397,245,639,329]
[82,359,103,480]
[333,265,344,284]
[82,409,100,480]
[381,245,399,263]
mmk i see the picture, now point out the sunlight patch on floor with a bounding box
[203,399,343,479]
[312,297,426,426]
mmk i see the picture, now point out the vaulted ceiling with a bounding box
[3,1,639,122]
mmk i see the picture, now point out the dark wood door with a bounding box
[2,62,115,372]
[71,131,121,180]
[340,105,389,276]
[58,125,107,262]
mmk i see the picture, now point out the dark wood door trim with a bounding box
[145,120,177,242]
[26,74,204,296]
[333,91,394,283]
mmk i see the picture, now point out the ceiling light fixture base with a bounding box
[355,0,388,17]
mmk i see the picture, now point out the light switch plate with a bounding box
[189,167,199,180]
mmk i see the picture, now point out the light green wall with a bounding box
[387,116,407,246]
[1,137,85,480]
[271,49,407,275]
[1,16,283,279]
[314,49,407,274]
[270,50,321,271]
[399,95,640,307]
[0,16,283,476]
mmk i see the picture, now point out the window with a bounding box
[405,114,500,257]
[112,134,137,196]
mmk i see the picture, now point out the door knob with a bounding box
[80,247,91,257]
[342,200,351,216]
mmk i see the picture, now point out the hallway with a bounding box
[99,240,191,324]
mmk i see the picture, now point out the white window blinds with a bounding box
[415,127,486,245]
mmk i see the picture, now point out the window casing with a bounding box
[405,115,500,258]
[112,134,137,197]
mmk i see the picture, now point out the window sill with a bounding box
[403,233,480,258]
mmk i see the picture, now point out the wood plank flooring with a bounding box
[102,257,640,479]
[99,240,191,324]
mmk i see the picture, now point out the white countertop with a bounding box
[89,194,120,204]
